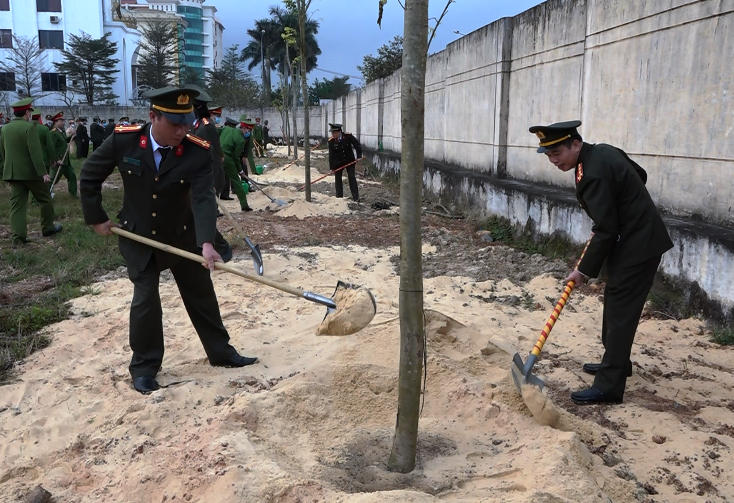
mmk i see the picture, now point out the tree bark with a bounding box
[387,0,429,474]
[291,60,299,159]
[282,53,291,156]
[298,0,311,202]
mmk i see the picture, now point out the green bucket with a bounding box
[255,164,264,175]
[241,181,250,194]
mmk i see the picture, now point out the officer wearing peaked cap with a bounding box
[80,86,258,395]
[185,84,232,260]
[328,123,363,201]
[529,120,673,405]
[1,98,62,244]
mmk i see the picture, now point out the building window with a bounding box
[36,0,61,12]
[0,72,15,91]
[41,72,66,91]
[0,29,12,48]
[0,0,10,11]
[38,30,63,49]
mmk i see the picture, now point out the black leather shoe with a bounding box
[133,376,160,394]
[42,224,63,237]
[12,238,31,245]
[220,196,234,201]
[571,386,622,405]
[241,206,254,212]
[582,362,633,377]
[211,354,258,368]
[217,212,224,218]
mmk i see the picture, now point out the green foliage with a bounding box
[206,45,262,109]
[710,326,734,346]
[309,76,351,102]
[136,21,184,88]
[54,32,119,105]
[358,35,403,84]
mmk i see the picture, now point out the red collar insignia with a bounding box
[576,163,584,183]
[140,135,148,149]
[175,144,184,157]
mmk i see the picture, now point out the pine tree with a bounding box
[136,21,184,88]
[54,32,119,105]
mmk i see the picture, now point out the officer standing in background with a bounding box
[219,117,252,212]
[75,117,90,158]
[239,116,257,176]
[32,108,57,172]
[49,112,77,197]
[1,98,62,244]
[104,118,116,139]
[79,86,258,394]
[91,117,106,151]
[188,84,232,262]
[327,123,362,201]
[262,119,271,149]
[529,120,674,405]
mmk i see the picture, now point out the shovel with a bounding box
[511,235,593,392]
[242,174,288,206]
[50,140,73,198]
[297,157,364,191]
[216,197,264,276]
[109,227,377,335]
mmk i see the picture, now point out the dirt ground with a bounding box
[1,147,732,503]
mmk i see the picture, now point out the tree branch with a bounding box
[426,0,454,53]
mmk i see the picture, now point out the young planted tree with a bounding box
[295,0,313,202]
[54,32,119,105]
[136,20,184,88]
[1,35,48,99]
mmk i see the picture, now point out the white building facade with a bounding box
[0,0,222,107]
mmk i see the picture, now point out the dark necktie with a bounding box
[157,146,170,168]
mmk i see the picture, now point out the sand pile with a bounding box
[1,244,730,502]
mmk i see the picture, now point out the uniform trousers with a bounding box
[593,256,662,399]
[334,165,359,201]
[127,254,238,378]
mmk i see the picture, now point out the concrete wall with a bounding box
[315,0,733,228]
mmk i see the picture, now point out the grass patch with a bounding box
[0,159,126,383]
[710,326,734,346]
[477,215,582,262]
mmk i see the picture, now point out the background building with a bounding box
[0,0,222,107]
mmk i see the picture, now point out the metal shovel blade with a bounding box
[243,236,264,276]
[511,352,545,392]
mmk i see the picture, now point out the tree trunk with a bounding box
[291,60,298,159]
[387,0,429,474]
[299,1,311,202]
[282,53,291,156]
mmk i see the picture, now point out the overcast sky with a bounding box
[213,0,545,86]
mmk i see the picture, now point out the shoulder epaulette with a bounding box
[115,124,143,134]
[185,133,210,150]
[202,118,210,126]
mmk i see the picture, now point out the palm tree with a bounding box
[240,18,279,105]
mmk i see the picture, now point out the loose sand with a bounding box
[1,243,731,502]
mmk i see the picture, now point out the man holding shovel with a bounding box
[80,87,257,395]
[220,117,253,212]
[328,123,362,201]
[49,112,78,197]
[530,120,673,405]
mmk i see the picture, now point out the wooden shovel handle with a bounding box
[530,234,593,357]
[110,227,304,297]
[299,158,362,191]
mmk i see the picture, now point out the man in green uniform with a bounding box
[49,112,78,197]
[239,116,257,176]
[80,87,258,394]
[187,84,232,261]
[1,98,62,244]
[32,109,57,171]
[252,117,264,157]
[220,117,252,212]
[529,120,674,405]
